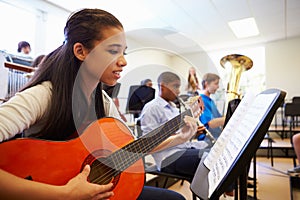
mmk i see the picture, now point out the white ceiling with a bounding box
[44,0,300,54]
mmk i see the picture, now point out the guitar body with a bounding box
[0,118,145,200]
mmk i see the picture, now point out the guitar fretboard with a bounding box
[104,109,192,174]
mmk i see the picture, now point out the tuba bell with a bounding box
[220,54,253,103]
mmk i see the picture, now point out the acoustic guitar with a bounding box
[0,97,201,199]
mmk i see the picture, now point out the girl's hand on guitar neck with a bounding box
[64,165,114,200]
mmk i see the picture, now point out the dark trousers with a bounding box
[137,186,185,200]
[160,148,235,192]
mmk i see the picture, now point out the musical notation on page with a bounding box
[203,91,277,197]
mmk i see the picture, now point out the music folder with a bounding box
[190,88,286,200]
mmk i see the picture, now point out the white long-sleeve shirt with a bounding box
[0,81,121,142]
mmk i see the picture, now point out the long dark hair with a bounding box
[21,9,123,140]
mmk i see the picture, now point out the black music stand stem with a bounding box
[235,155,258,200]
[239,168,248,200]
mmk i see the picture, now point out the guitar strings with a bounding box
[91,101,199,183]
[91,120,185,184]
[90,114,188,184]
[89,115,183,183]
[90,107,194,183]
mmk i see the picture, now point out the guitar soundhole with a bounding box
[82,149,120,188]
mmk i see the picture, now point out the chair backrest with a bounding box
[126,85,140,114]
[285,103,300,117]
[292,96,300,104]
[126,85,155,117]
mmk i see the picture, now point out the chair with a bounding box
[292,96,300,104]
[259,133,275,166]
[144,162,197,200]
[292,97,300,126]
[284,103,300,134]
[126,85,155,119]
[258,103,299,167]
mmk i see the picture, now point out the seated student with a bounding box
[140,78,153,87]
[139,71,236,198]
[14,41,33,65]
[198,73,225,141]
[31,54,45,68]
[140,71,209,178]
[17,41,31,55]
[0,8,191,200]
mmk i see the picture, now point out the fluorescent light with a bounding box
[228,17,259,38]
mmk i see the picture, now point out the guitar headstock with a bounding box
[184,96,203,118]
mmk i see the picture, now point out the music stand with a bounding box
[190,89,286,200]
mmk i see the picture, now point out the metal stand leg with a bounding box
[253,155,257,199]
[239,168,248,200]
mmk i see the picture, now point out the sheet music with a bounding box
[203,91,277,197]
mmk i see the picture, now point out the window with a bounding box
[0,1,36,55]
[44,13,67,54]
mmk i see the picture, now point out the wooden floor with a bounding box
[145,129,299,200]
[163,157,295,200]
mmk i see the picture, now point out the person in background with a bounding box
[31,55,45,68]
[0,8,189,200]
[9,41,33,65]
[140,71,209,179]
[198,73,225,141]
[141,78,153,87]
[17,41,31,55]
[186,67,199,96]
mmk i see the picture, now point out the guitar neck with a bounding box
[105,109,192,173]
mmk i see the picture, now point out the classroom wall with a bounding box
[118,36,300,114]
[265,36,300,100]
[118,47,193,113]
[117,37,221,114]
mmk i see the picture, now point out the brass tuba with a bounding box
[220,54,253,103]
